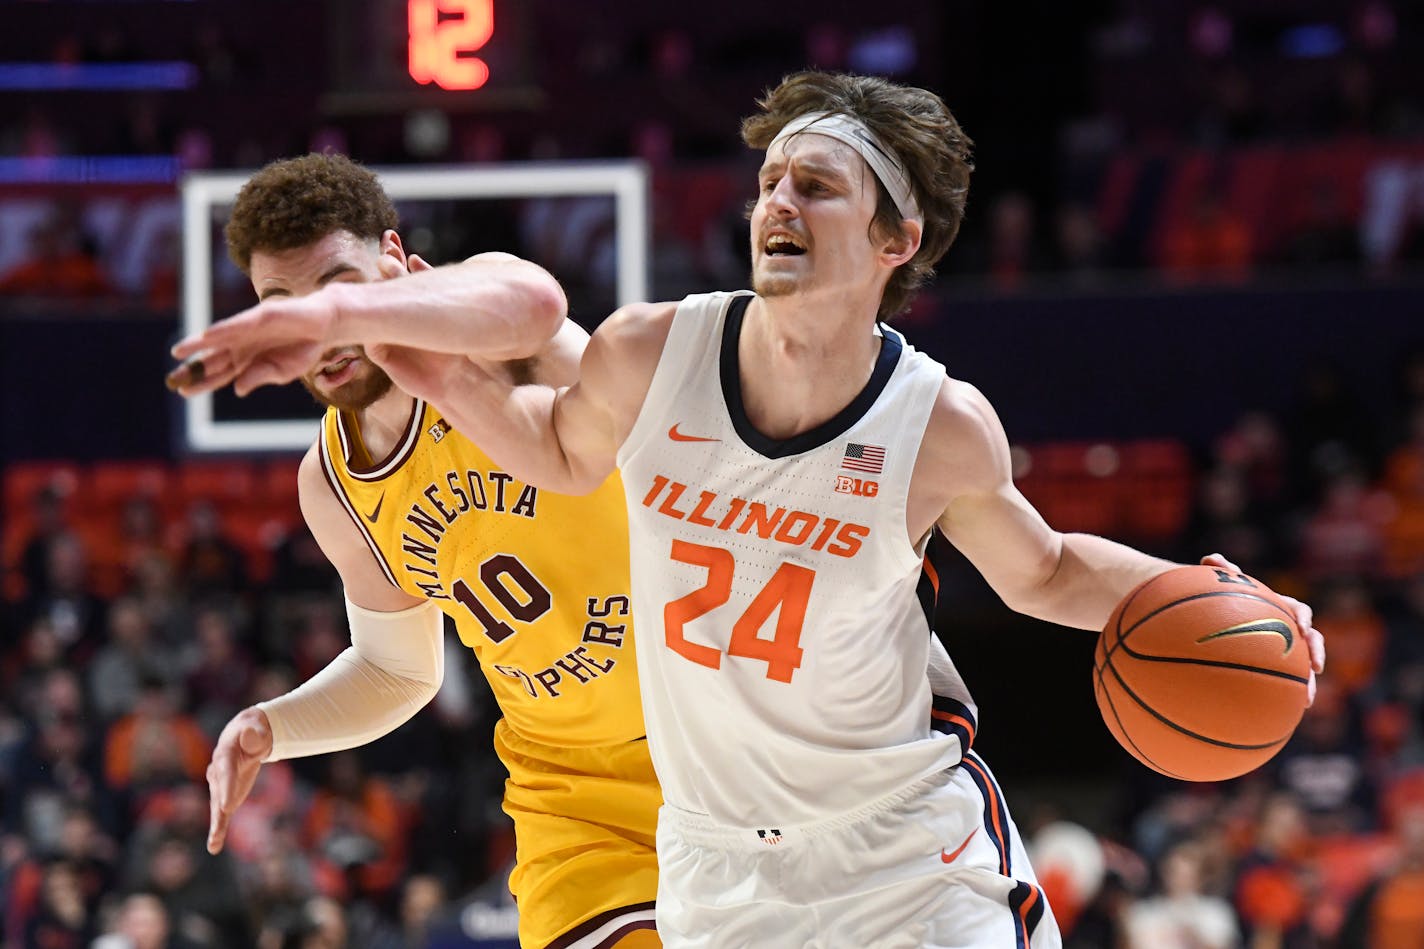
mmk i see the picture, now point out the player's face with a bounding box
[750,133,885,302]
[248,230,398,412]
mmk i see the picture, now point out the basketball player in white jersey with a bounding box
[173,74,1326,947]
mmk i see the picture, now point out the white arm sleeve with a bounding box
[257,597,444,762]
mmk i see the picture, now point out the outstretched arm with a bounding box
[205,445,441,854]
[918,378,1324,697]
[368,300,676,495]
[169,252,567,397]
[923,382,1172,630]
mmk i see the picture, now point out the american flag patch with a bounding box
[842,442,886,474]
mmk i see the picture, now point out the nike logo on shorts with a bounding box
[940,828,977,864]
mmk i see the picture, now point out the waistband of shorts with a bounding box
[660,767,955,852]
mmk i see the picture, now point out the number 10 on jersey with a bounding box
[663,540,815,683]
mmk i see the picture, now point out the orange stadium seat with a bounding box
[260,457,303,514]
[175,460,258,513]
[87,460,174,513]
[1031,441,1123,536]
[1120,438,1195,542]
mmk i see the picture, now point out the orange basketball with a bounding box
[1093,564,1311,782]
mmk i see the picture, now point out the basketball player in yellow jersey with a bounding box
[169,154,661,949]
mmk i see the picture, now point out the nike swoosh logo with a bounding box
[1196,618,1294,652]
[364,494,385,524]
[941,828,977,864]
[668,423,720,443]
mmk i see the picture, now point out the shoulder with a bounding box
[584,301,680,373]
[926,378,1005,453]
[919,377,1013,495]
[599,300,680,340]
[297,440,340,520]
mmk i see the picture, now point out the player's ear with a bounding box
[376,229,408,279]
[878,218,921,269]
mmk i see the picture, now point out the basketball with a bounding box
[1093,564,1311,782]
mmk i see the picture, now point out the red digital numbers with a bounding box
[408,0,494,91]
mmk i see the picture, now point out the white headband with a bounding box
[768,111,922,223]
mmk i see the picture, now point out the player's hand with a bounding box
[206,706,274,855]
[167,254,434,398]
[1200,553,1325,705]
[168,289,342,398]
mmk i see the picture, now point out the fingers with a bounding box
[172,307,266,361]
[1307,670,1317,707]
[167,351,241,398]
[1306,625,1326,675]
[1200,552,1244,575]
[407,253,435,273]
[206,760,231,855]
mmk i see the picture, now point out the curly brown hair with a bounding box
[225,153,399,274]
[741,71,974,318]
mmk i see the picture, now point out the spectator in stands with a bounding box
[1213,410,1290,517]
[265,522,339,597]
[103,676,211,814]
[301,752,408,904]
[110,495,171,597]
[1050,200,1107,284]
[89,597,178,724]
[15,482,74,602]
[1182,464,1279,571]
[4,668,114,847]
[1195,66,1266,146]
[1123,835,1241,948]
[1284,360,1381,506]
[130,833,245,948]
[1277,178,1362,271]
[365,873,450,949]
[1311,580,1388,701]
[986,190,1048,290]
[122,784,250,949]
[1161,191,1254,284]
[19,859,97,948]
[91,890,199,949]
[177,500,248,599]
[1297,464,1389,581]
[1337,805,1424,949]
[0,204,113,301]
[184,606,255,739]
[1233,792,1317,949]
[20,531,106,663]
[1273,681,1379,835]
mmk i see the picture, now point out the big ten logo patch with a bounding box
[834,475,878,498]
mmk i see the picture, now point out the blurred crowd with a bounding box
[3,1,1424,312]
[1,463,513,947]
[1021,349,1424,949]
[3,349,1424,947]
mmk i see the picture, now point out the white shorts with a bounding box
[654,752,1061,949]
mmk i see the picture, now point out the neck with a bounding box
[353,389,417,462]
[736,293,883,439]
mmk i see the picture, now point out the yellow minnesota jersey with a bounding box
[318,398,644,748]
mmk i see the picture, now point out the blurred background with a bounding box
[3,0,1424,946]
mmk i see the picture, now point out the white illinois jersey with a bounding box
[617,290,979,829]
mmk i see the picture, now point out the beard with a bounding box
[300,353,394,412]
[750,260,803,299]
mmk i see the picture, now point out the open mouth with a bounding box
[317,349,362,378]
[321,356,357,378]
[764,233,807,257]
